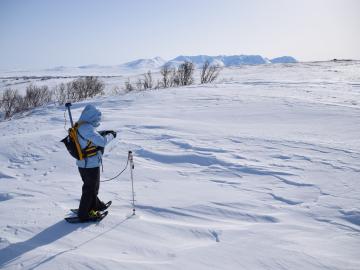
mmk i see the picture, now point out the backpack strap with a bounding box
[75,122,100,159]
[69,124,84,160]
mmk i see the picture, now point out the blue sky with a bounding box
[0,0,359,69]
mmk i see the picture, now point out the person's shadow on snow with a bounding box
[0,220,90,269]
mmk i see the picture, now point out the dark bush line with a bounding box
[0,76,104,119]
[124,61,222,91]
[54,76,104,105]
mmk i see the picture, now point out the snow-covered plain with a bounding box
[0,61,359,269]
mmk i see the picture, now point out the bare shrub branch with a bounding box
[53,83,67,105]
[124,78,135,92]
[24,84,53,108]
[142,71,153,89]
[54,77,105,104]
[0,88,24,119]
[200,60,221,84]
[170,68,178,87]
[176,61,194,86]
[160,65,173,88]
[136,79,143,90]
[83,76,105,98]
[69,76,104,100]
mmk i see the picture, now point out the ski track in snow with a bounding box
[0,61,360,269]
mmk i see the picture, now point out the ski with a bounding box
[65,211,108,223]
[70,201,112,215]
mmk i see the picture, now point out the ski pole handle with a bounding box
[65,102,74,127]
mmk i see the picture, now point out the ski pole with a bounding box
[65,102,74,127]
[128,151,136,215]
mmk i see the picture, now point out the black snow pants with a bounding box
[78,167,106,219]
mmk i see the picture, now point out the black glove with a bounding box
[98,130,107,136]
[99,130,116,138]
[110,131,117,138]
[98,146,104,154]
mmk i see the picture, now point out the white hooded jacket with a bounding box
[76,104,114,168]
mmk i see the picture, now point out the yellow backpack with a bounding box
[62,122,99,160]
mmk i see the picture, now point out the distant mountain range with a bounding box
[166,55,297,67]
[45,55,297,72]
[2,55,297,77]
[118,55,297,70]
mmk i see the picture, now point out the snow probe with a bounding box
[65,102,74,127]
[100,151,136,215]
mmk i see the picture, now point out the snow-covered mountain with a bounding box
[270,56,297,64]
[166,54,268,67]
[165,54,297,67]
[119,56,166,70]
[166,55,217,67]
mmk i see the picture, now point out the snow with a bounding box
[0,61,360,269]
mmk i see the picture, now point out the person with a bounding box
[75,104,116,221]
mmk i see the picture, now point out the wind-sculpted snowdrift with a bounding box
[0,61,359,270]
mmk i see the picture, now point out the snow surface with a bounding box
[0,61,360,270]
